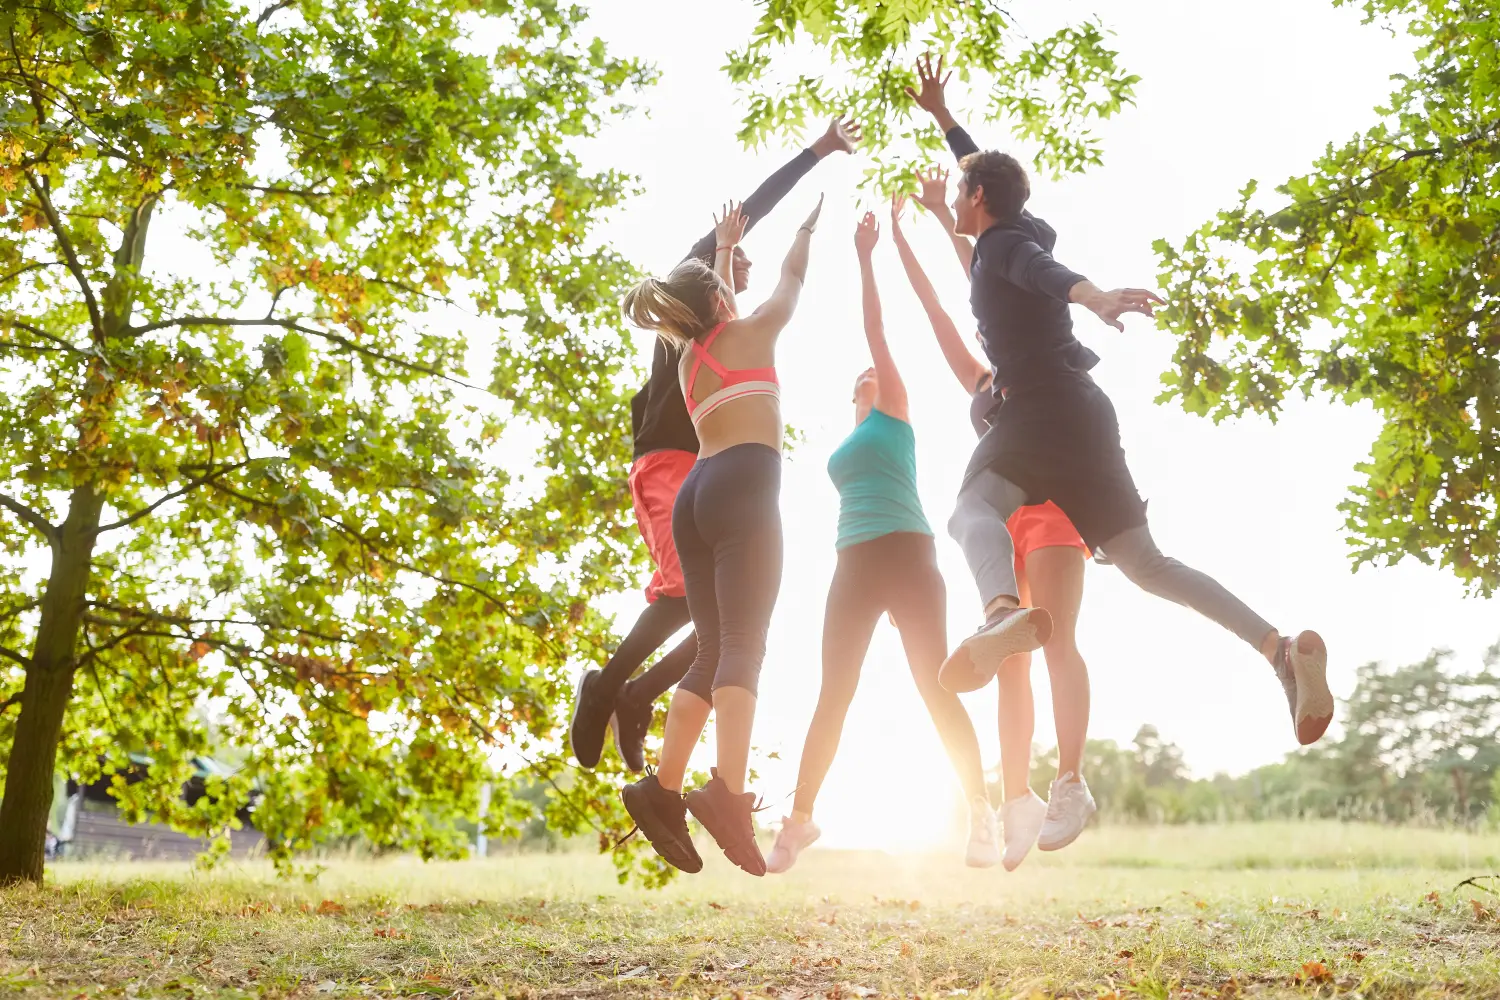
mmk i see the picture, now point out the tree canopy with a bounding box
[1154,0,1500,594]
[0,0,656,884]
[726,0,1139,187]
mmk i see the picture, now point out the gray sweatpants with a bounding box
[946,469,1275,649]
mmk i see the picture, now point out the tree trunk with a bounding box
[0,484,105,885]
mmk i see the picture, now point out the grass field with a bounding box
[6,823,1500,998]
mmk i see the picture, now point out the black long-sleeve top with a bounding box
[629,148,820,458]
[945,126,1099,389]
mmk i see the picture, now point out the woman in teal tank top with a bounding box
[766,213,995,874]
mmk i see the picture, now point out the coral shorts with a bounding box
[1007,500,1090,579]
[628,449,697,602]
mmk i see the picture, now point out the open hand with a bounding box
[890,191,909,227]
[812,116,863,158]
[913,166,950,214]
[1081,286,1165,332]
[903,53,952,117]
[854,211,880,258]
[713,201,747,250]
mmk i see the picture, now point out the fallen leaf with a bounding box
[373,927,406,939]
[1116,949,1135,959]
[1471,898,1495,922]
[708,901,728,911]
[899,941,913,957]
[1194,899,1208,909]
[315,900,345,916]
[1346,951,1366,964]
[1217,980,1241,999]
[1299,961,1332,984]
[618,966,650,980]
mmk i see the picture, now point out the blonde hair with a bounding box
[622,259,727,350]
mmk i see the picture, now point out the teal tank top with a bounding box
[826,409,933,550]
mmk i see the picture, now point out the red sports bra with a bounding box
[684,322,780,428]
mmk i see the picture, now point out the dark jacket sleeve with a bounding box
[980,230,1088,302]
[684,148,820,263]
[944,125,980,161]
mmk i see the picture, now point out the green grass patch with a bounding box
[6,823,1500,998]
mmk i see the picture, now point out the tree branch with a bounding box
[0,493,56,543]
[0,597,42,622]
[0,260,63,286]
[0,692,21,715]
[92,460,255,536]
[0,645,31,669]
[126,315,485,392]
[257,0,297,25]
[23,169,104,341]
[2,317,89,356]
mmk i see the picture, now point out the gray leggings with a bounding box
[947,469,1274,649]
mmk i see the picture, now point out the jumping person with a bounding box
[893,183,1094,863]
[570,119,862,773]
[905,55,1333,746]
[765,212,998,875]
[618,196,824,876]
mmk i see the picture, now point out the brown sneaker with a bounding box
[1271,631,1333,745]
[938,606,1052,693]
[684,769,766,876]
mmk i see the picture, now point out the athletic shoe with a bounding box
[1272,630,1333,745]
[620,772,702,874]
[684,768,767,876]
[1037,773,1095,852]
[965,795,1000,868]
[610,684,652,773]
[766,816,821,874]
[568,669,614,769]
[1000,790,1047,871]
[939,606,1053,693]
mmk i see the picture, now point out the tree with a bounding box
[0,0,655,885]
[1154,0,1500,593]
[725,1,1139,188]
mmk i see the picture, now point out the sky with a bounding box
[571,0,1500,851]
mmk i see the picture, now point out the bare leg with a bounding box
[656,688,711,793]
[711,686,757,795]
[1026,546,1089,779]
[996,574,1035,801]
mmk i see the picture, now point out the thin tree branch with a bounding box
[92,460,255,535]
[0,692,20,715]
[0,597,42,622]
[87,601,350,646]
[0,260,63,285]
[126,315,485,392]
[23,168,104,341]
[0,493,56,543]
[0,644,30,668]
[256,0,296,25]
[2,317,89,356]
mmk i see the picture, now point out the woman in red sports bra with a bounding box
[617,197,824,877]
[893,180,1097,868]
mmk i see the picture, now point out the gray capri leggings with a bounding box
[948,468,1274,649]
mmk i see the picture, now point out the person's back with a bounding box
[678,317,784,458]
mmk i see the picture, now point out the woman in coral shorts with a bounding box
[893,184,1095,868]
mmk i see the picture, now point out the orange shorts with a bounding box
[628,449,697,602]
[1007,500,1089,579]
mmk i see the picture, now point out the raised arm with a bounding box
[684,117,861,263]
[912,166,973,273]
[712,201,747,313]
[853,212,908,420]
[905,54,961,135]
[745,195,823,336]
[891,193,989,393]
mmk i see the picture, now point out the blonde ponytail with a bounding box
[622,259,727,351]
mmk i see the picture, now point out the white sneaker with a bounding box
[965,796,1000,868]
[1000,790,1047,871]
[765,816,821,874]
[1038,773,1096,852]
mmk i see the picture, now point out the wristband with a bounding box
[715,245,735,253]
[799,225,815,234]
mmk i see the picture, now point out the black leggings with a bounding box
[673,443,783,701]
[594,597,697,707]
[792,532,987,816]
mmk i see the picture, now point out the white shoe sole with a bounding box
[940,608,1053,693]
[1291,630,1333,745]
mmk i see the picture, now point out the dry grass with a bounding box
[5,822,1500,998]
